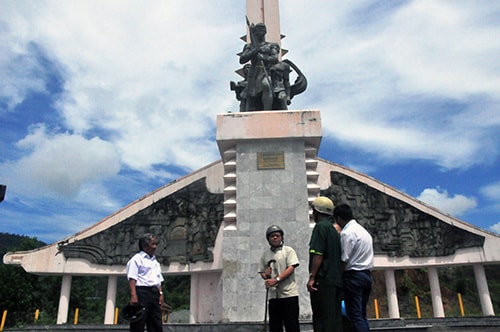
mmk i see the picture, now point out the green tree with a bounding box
[0,263,35,326]
[69,276,107,324]
[0,236,60,327]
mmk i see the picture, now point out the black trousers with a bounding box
[268,296,300,332]
[310,282,343,332]
[130,286,162,332]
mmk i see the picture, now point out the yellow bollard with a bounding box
[374,299,379,319]
[114,307,119,325]
[415,296,421,319]
[1,310,7,332]
[73,308,79,325]
[458,293,465,316]
[34,309,40,322]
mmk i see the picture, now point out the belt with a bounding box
[136,286,159,290]
[344,269,371,275]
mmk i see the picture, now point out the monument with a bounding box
[3,0,499,328]
[230,18,307,112]
[220,1,316,321]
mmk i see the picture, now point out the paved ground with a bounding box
[3,317,500,332]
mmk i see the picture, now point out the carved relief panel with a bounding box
[60,178,224,265]
[322,172,484,257]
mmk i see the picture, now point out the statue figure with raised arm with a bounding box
[231,20,307,112]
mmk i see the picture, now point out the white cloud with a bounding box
[480,181,500,201]
[0,1,499,240]
[417,187,477,217]
[282,1,500,170]
[480,182,500,219]
[490,222,500,234]
[0,0,498,177]
[0,30,49,111]
[1,0,241,173]
[379,1,500,98]
[4,124,120,198]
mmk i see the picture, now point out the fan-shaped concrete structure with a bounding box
[4,110,499,325]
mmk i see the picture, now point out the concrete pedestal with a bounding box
[216,110,322,322]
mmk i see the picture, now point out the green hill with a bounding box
[0,232,46,256]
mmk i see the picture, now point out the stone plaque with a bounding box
[257,151,285,170]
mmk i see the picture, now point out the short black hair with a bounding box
[138,233,154,251]
[333,203,354,221]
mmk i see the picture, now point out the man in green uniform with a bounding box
[307,197,343,332]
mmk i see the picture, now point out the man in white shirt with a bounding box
[126,233,164,332]
[334,204,374,332]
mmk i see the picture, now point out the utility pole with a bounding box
[0,184,6,203]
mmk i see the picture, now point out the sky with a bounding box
[1,0,499,244]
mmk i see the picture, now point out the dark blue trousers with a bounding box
[343,270,372,332]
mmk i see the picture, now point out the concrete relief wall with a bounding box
[58,169,486,268]
[322,171,484,257]
[60,178,224,265]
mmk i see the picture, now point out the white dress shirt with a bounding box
[341,219,374,271]
[126,251,164,287]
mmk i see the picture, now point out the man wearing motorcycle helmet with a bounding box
[259,225,300,332]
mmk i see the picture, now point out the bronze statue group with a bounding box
[231,21,307,112]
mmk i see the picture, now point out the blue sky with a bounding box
[1,1,499,244]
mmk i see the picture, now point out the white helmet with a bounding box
[311,196,334,215]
